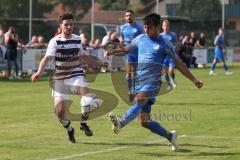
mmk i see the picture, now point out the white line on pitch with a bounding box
[47,135,185,160]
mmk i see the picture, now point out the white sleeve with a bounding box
[101,36,109,46]
[45,39,57,57]
[79,45,85,55]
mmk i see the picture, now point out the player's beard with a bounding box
[127,19,133,24]
[63,30,72,37]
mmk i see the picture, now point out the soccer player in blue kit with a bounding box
[209,27,233,75]
[107,13,203,151]
[160,19,177,87]
[120,10,144,101]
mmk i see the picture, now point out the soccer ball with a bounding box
[81,96,100,114]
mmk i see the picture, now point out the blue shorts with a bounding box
[134,85,159,105]
[163,57,175,68]
[126,53,138,63]
[214,51,224,61]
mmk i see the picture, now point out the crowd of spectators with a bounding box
[0,23,209,79]
[0,25,49,79]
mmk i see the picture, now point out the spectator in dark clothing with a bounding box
[4,27,20,79]
[181,35,192,67]
[190,32,197,47]
[198,32,206,47]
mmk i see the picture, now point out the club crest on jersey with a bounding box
[153,44,160,50]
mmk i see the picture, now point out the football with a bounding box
[81,96,100,114]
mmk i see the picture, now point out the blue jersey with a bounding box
[214,35,225,61]
[128,34,177,95]
[160,32,177,45]
[214,35,224,53]
[160,32,177,68]
[120,22,144,46]
[120,22,144,62]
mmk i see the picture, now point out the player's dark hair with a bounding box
[125,9,135,15]
[143,13,161,26]
[58,13,74,23]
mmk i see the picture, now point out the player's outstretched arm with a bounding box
[31,55,51,82]
[105,47,128,57]
[80,54,108,68]
[175,57,203,88]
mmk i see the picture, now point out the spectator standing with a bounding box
[4,26,20,79]
[198,32,206,47]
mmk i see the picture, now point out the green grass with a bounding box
[0,67,240,160]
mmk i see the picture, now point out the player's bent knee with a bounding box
[140,121,149,128]
[140,113,151,128]
[134,94,148,105]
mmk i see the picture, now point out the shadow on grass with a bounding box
[181,143,230,149]
[183,88,240,91]
[160,102,239,106]
[81,141,167,147]
[0,77,48,82]
[139,151,240,158]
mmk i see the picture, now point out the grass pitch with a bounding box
[0,67,240,160]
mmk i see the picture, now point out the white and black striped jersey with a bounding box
[46,34,85,80]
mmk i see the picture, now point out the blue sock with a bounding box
[132,76,135,93]
[146,120,172,141]
[120,103,142,127]
[211,63,216,71]
[223,63,228,71]
[165,74,170,83]
[171,73,175,81]
[126,74,132,93]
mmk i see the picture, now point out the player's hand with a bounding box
[31,72,41,82]
[194,80,203,89]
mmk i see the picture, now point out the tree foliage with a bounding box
[176,0,221,21]
[39,0,91,20]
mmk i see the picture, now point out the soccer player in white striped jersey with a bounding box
[31,13,107,143]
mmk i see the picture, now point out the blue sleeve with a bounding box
[215,35,220,43]
[140,24,145,34]
[127,34,143,53]
[164,39,178,60]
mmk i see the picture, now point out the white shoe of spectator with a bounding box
[209,70,216,76]
[16,76,22,80]
[101,67,107,73]
[226,71,233,76]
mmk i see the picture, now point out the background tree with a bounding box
[39,0,91,20]
[176,0,221,21]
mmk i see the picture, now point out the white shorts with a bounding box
[52,76,88,101]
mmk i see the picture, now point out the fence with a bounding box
[0,46,239,73]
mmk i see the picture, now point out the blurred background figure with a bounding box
[198,32,206,47]
[25,35,38,48]
[4,26,20,79]
[209,28,233,76]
